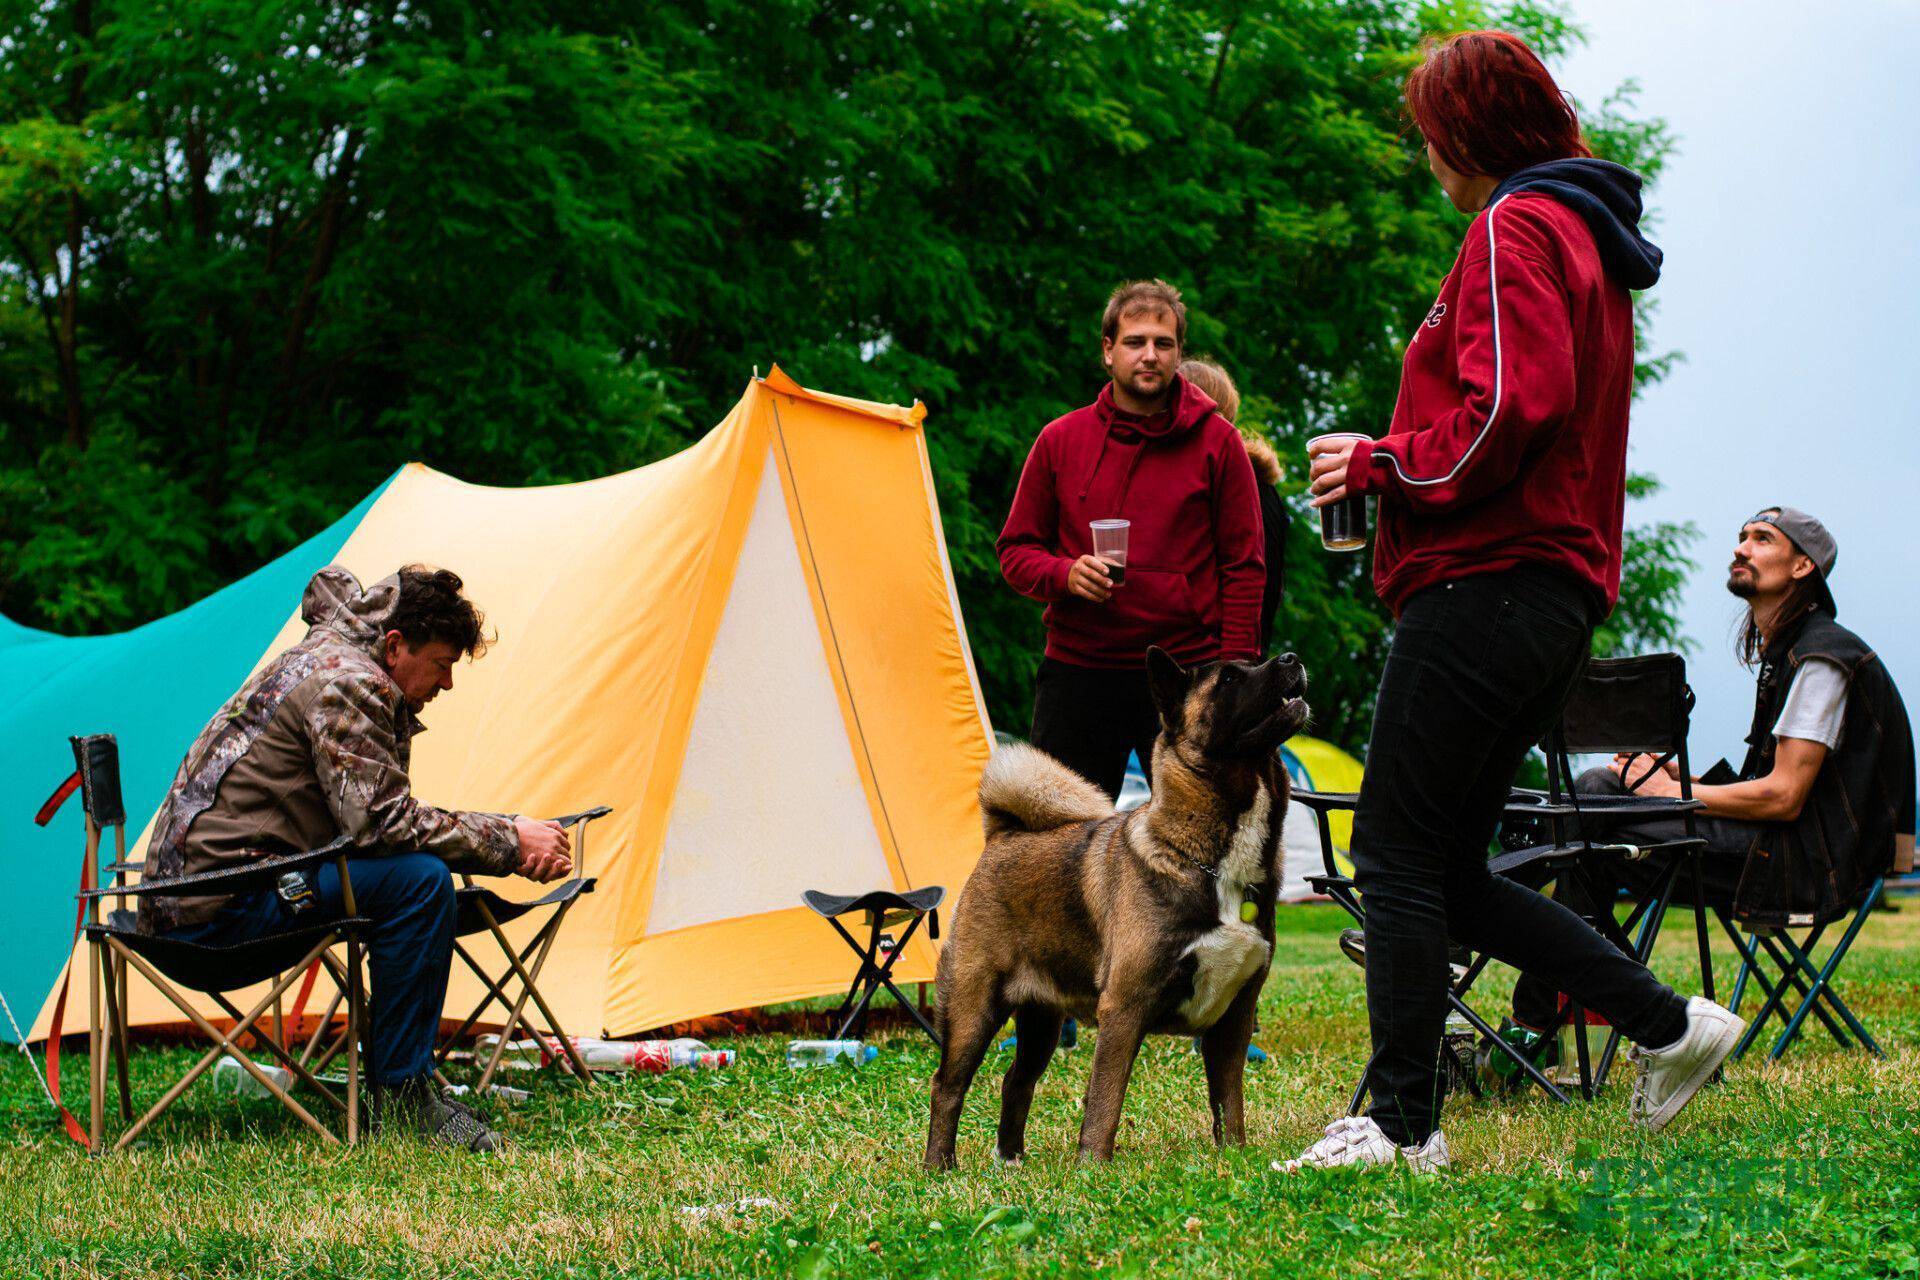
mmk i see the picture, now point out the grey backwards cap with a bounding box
[1747,506,1838,617]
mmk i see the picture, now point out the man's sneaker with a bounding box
[1628,997,1744,1132]
[1337,928,1471,981]
[375,1077,505,1152]
[1272,1116,1451,1174]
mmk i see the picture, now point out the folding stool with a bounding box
[802,886,944,1044]
[1723,877,1885,1062]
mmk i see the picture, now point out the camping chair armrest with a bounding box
[1305,874,1354,896]
[1489,834,1709,878]
[1503,790,1703,822]
[80,837,355,900]
[549,805,613,830]
[1488,842,1587,878]
[1292,789,1358,814]
[1503,789,1579,817]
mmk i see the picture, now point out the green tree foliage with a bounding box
[0,0,1695,755]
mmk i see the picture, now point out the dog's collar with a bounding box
[1167,847,1222,880]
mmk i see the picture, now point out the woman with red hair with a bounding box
[1286,31,1742,1172]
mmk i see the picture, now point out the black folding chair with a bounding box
[47,734,372,1152]
[1724,877,1886,1062]
[1488,653,1717,1093]
[1296,653,1713,1110]
[802,887,944,1044]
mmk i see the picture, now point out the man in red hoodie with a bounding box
[998,279,1265,801]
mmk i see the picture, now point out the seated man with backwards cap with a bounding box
[140,564,577,1151]
[1504,507,1916,1049]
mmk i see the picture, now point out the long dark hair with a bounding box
[1736,574,1827,667]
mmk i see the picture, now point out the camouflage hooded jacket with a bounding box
[138,567,521,932]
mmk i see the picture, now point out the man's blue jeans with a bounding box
[167,852,456,1086]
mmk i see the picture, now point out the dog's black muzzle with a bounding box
[1222,653,1310,756]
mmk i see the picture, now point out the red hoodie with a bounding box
[998,376,1265,668]
[1346,192,1634,618]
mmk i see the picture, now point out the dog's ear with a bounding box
[1146,646,1190,729]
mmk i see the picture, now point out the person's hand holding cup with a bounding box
[1307,433,1370,552]
[1068,518,1129,602]
[1067,555,1113,602]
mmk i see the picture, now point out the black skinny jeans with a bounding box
[1029,657,1161,802]
[1352,567,1689,1144]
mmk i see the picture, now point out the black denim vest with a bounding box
[1733,612,1916,927]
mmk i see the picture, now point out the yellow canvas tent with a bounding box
[33,368,994,1040]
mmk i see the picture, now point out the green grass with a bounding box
[4,904,1918,1279]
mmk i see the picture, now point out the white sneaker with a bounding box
[1628,996,1744,1132]
[1272,1116,1451,1174]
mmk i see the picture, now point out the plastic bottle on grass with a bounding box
[472,1034,548,1071]
[473,1034,732,1073]
[212,1055,293,1099]
[786,1040,877,1068]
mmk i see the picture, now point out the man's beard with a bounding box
[1118,369,1170,404]
[1726,570,1758,599]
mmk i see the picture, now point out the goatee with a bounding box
[1726,573,1757,599]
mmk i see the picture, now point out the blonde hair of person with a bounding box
[1179,357,1280,485]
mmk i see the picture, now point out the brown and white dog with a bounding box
[924,648,1309,1168]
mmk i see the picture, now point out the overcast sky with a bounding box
[1555,0,1920,762]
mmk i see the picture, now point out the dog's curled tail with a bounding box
[978,742,1114,838]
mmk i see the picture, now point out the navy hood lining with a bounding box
[1490,157,1663,291]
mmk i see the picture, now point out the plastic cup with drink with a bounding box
[1306,432,1370,552]
[1090,519,1129,586]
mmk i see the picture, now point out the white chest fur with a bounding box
[1177,783,1274,1028]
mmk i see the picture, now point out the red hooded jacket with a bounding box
[1347,192,1635,617]
[998,376,1265,668]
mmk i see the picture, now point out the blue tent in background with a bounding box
[0,480,393,1043]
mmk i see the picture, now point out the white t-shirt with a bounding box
[1772,657,1848,749]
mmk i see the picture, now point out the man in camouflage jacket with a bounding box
[145,564,574,1148]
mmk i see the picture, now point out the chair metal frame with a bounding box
[277,807,615,1092]
[438,805,612,1088]
[1722,878,1885,1062]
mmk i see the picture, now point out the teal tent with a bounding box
[1,479,393,1043]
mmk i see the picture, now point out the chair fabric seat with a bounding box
[455,877,596,933]
[85,914,370,993]
[803,886,944,919]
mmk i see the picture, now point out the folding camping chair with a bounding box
[435,805,613,1088]
[802,886,944,1045]
[42,734,371,1153]
[1486,652,1718,1093]
[1295,653,1714,1109]
[1722,877,1886,1063]
[287,807,614,1090]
